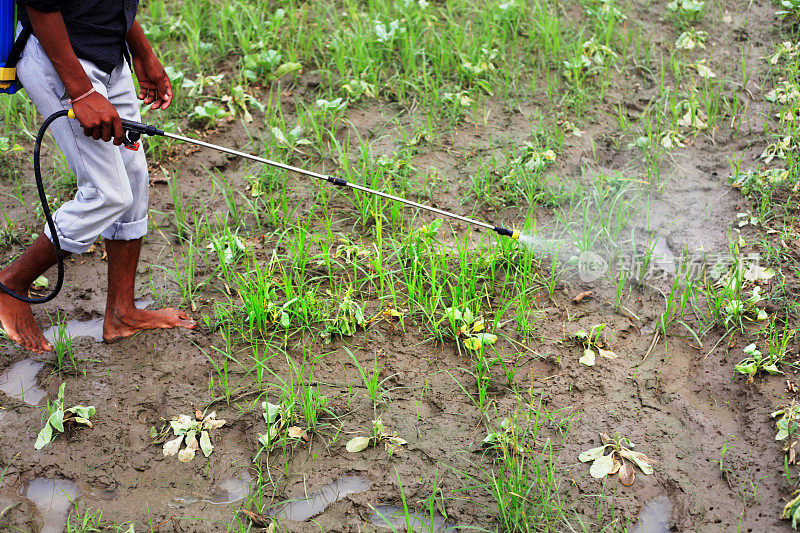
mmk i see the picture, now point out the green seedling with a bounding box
[441,306,498,351]
[35,383,96,450]
[675,28,708,50]
[773,402,800,465]
[776,0,800,20]
[189,101,230,127]
[667,0,705,26]
[480,417,525,454]
[161,411,226,462]
[573,324,617,367]
[270,124,311,152]
[735,343,782,380]
[346,418,407,456]
[579,431,653,486]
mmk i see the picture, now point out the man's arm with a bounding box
[25,6,124,144]
[126,21,172,110]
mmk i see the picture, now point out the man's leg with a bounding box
[100,60,196,343]
[0,235,66,352]
[102,238,196,343]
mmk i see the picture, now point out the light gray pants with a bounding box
[16,33,149,254]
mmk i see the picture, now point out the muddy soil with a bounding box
[2,0,799,531]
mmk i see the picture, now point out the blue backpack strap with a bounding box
[0,20,32,91]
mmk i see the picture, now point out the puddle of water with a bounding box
[629,496,671,533]
[267,475,370,522]
[208,472,254,504]
[0,359,47,405]
[369,505,456,532]
[43,299,155,344]
[20,478,79,533]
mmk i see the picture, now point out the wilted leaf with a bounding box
[287,426,307,440]
[388,435,407,446]
[598,348,618,359]
[195,409,205,421]
[580,348,596,366]
[67,405,96,419]
[609,457,621,475]
[346,436,371,452]
[589,452,615,478]
[579,445,609,462]
[163,435,183,456]
[199,430,213,457]
[205,418,226,430]
[178,446,196,462]
[463,337,482,351]
[619,462,635,486]
[619,448,654,475]
[572,290,594,303]
[240,509,273,529]
[72,417,93,427]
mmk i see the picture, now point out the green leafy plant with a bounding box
[346,418,407,455]
[441,307,498,351]
[573,324,617,366]
[579,432,653,486]
[189,101,230,126]
[776,0,800,21]
[773,401,800,464]
[161,412,226,462]
[667,0,705,26]
[480,417,524,454]
[35,383,96,450]
[257,400,310,450]
[735,343,782,380]
[320,293,365,344]
[271,124,312,152]
[783,489,800,529]
[222,85,265,122]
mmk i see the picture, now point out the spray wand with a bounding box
[0,110,520,303]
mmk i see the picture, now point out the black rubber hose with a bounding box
[0,109,68,304]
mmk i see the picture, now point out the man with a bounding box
[0,1,196,353]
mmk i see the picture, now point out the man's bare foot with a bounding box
[102,307,197,343]
[0,286,53,353]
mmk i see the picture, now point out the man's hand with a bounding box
[127,21,172,110]
[131,52,172,110]
[73,92,124,145]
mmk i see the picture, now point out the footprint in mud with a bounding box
[267,476,370,522]
[19,478,79,533]
[369,505,457,532]
[0,359,47,405]
[629,496,671,533]
[42,299,155,344]
[207,472,254,504]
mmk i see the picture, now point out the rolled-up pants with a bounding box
[16,33,149,254]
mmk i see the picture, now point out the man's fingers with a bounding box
[100,122,112,142]
[159,77,173,110]
[112,116,124,146]
[91,126,102,140]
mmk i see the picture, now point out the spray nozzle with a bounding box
[493,226,520,240]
